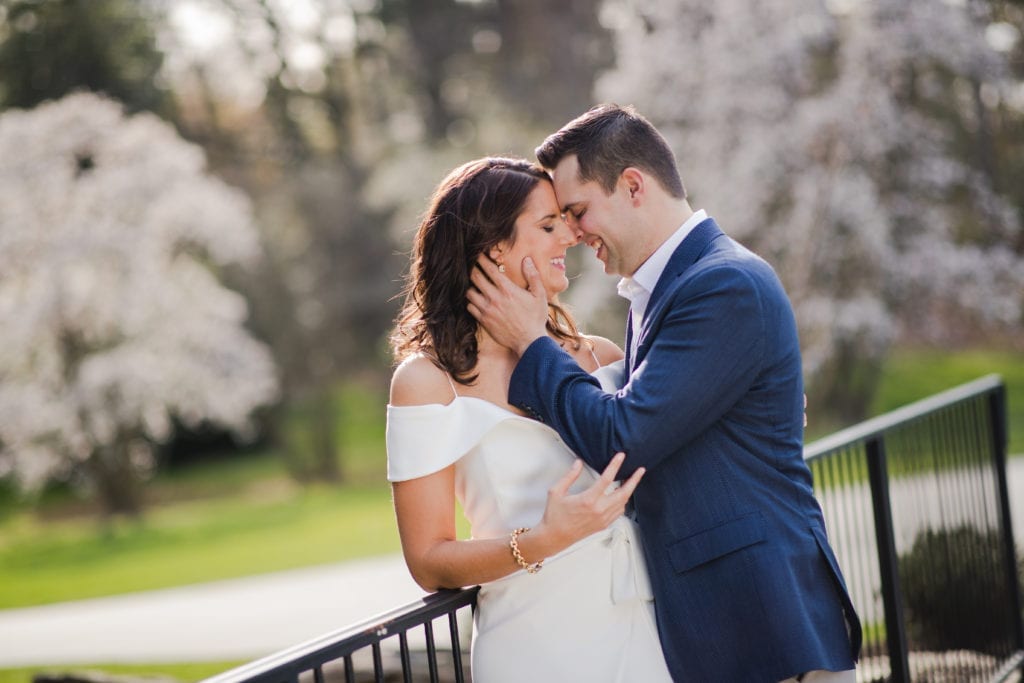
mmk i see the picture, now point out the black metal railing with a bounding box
[203,588,478,683]
[207,374,1022,683]
[806,374,1023,682]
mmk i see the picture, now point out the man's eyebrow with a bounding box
[561,201,583,214]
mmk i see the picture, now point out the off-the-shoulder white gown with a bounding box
[386,364,672,682]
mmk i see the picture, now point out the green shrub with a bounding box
[899,525,1021,655]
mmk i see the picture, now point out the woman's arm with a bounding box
[393,453,641,591]
[390,356,642,591]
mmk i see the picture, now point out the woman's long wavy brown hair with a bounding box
[391,157,588,384]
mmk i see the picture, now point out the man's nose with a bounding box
[561,215,583,243]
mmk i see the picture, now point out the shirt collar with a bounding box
[617,209,707,302]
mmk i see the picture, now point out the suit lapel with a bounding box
[624,309,634,372]
[630,218,725,372]
[646,218,723,312]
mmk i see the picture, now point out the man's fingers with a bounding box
[550,459,584,498]
[466,285,487,308]
[474,254,511,291]
[522,256,544,295]
[465,287,490,323]
[476,253,501,277]
[469,260,497,293]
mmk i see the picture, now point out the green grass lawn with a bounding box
[0,380,402,608]
[871,347,1024,455]
[0,478,400,609]
[0,380,471,610]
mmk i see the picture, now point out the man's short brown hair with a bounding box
[535,104,686,199]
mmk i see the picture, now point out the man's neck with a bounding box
[628,198,694,277]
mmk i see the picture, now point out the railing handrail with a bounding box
[204,587,479,683]
[804,373,1004,460]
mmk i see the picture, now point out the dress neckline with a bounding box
[388,394,527,418]
[387,394,568,439]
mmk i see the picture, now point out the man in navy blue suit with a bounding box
[467,104,861,682]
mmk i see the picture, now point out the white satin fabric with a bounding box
[386,363,670,682]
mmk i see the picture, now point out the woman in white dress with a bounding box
[387,157,672,682]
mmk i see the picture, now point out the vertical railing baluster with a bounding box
[449,608,467,683]
[424,619,439,683]
[344,654,355,683]
[399,630,412,683]
[866,435,910,683]
[847,442,878,678]
[935,409,968,680]
[958,400,1002,674]
[372,642,385,683]
[989,386,1024,668]
[844,446,873,677]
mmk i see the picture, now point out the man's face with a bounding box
[550,155,636,277]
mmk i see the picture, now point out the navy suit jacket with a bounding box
[509,218,861,681]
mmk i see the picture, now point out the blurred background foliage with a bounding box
[0,0,620,518]
[0,0,1021,591]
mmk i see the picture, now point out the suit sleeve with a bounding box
[509,264,766,477]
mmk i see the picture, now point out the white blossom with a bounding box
[598,0,1024,388]
[0,92,279,495]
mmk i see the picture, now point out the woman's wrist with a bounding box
[521,522,569,560]
[509,527,543,574]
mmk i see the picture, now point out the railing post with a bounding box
[989,385,1024,659]
[866,435,911,683]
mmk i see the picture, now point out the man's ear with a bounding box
[621,167,645,204]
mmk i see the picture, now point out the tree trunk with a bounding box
[809,341,886,427]
[86,440,145,519]
[311,389,341,483]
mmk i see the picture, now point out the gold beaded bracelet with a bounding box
[509,527,544,574]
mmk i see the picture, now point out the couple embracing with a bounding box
[386,104,861,682]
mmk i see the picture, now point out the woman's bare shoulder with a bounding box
[585,335,625,366]
[390,355,456,407]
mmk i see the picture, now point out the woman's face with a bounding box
[493,181,580,300]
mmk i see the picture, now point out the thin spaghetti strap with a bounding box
[446,373,459,400]
[588,345,601,369]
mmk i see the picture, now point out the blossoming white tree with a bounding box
[597,0,1024,420]
[0,92,279,515]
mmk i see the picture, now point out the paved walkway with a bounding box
[0,554,425,667]
[1,459,1021,670]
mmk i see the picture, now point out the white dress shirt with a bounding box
[617,210,707,362]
